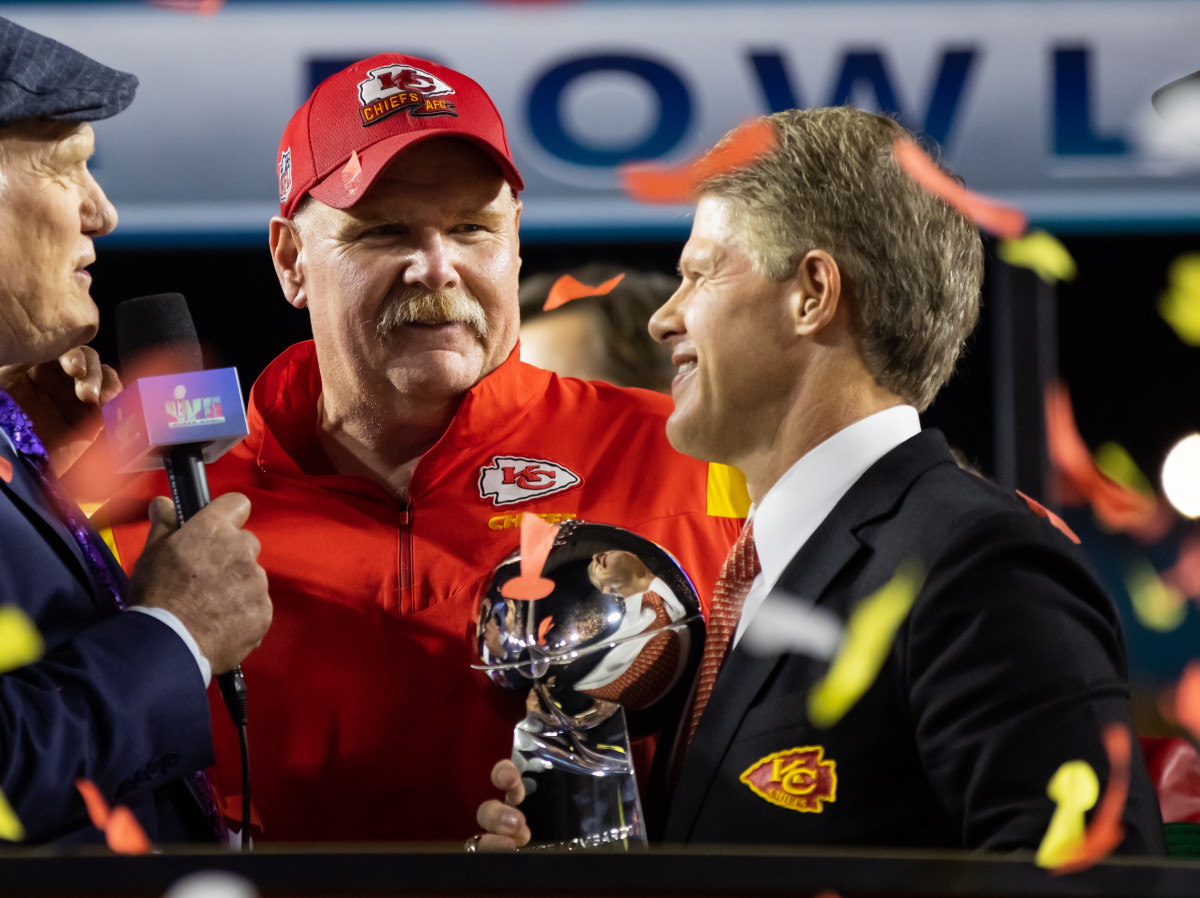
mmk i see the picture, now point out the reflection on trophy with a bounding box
[473,520,705,850]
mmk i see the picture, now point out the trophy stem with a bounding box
[511,693,647,851]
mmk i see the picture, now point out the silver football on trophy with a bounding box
[473,520,704,736]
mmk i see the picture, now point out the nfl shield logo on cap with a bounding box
[278,147,293,205]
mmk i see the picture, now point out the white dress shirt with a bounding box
[732,405,921,647]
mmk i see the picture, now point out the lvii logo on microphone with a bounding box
[478,455,582,507]
[166,383,226,428]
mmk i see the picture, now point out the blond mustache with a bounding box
[376,289,489,340]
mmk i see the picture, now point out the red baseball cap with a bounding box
[276,53,523,217]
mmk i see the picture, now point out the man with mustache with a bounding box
[103,53,741,843]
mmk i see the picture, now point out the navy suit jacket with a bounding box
[0,435,214,844]
[664,430,1164,855]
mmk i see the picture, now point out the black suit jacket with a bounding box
[665,430,1164,854]
[0,436,214,844]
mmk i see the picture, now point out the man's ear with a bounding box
[790,249,842,337]
[269,216,307,310]
[513,197,523,275]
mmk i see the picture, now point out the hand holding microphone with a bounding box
[107,294,271,699]
[109,294,269,849]
[131,492,271,677]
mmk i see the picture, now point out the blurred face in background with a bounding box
[517,269,679,394]
[519,305,612,383]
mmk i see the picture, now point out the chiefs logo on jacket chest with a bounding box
[478,456,582,507]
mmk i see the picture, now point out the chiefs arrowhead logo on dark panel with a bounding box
[740,746,837,814]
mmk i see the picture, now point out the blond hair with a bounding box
[698,107,983,411]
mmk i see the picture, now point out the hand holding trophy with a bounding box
[473,520,705,850]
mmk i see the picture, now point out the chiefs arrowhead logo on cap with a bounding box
[357,63,458,126]
[740,746,837,814]
[478,456,582,508]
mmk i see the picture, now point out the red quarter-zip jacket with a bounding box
[102,340,742,842]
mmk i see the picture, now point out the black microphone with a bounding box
[108,293,249,728]
[108,292,256,849]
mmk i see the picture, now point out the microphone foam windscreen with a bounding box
[115,293,204,378]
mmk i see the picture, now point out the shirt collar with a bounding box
[752,405,920,593]
[245,339,553,477]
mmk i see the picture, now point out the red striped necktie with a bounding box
[681,520,761,756]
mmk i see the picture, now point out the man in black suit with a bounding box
[477,106,1164,854]
[0,17,271,843]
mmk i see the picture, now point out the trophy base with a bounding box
[512,703,647,851]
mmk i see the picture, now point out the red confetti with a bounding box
[1163,533,1200,599]
[57,437,132,507]
[217,792,263,834]
[692,119,778,182]
[543,273,626,312]
[149,0,225,15]
[75,779,109,829]
[341,150,363,196]
[619,118,778,205]
[1016,490,1081,544]
[75,779,151,854]
[0,457,10,483]
[501,514,557,600]
[1044,381,1170,543]
[893,137,1027,239]
[518,513,557,577]
[501,576,555,600]
[104,806,150,855]
[1176,661,1200,742]
[1140,736,1200,824]
[1057,723,1130,873]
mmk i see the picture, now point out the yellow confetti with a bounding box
[1037,760,1099,868]
[0,787,24,842]
[706,463,751,518]
[0,606,43,674]
[997,230,1077,284]
[1158,253,1200,346]
[1093,442,1154,496]
[1124,559,1187,632]
[807,563,922,728]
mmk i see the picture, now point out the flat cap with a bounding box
[0,16,137,129]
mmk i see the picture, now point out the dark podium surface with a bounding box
[3,845,1200,898]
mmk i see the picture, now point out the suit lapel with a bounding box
[666,430,955,839]
[667,517,865,838]
[0,440,107,606]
